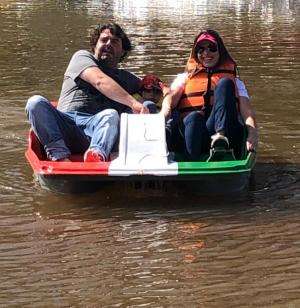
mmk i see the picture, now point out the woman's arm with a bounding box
[160,73,187,118]
[160,86,184,118]
[239,96,259,151]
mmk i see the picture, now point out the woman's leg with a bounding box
[143,100,157,114]
[183,111,209,161]
[124,101,158,114]
[206,78,244,155]
[165,110,184,153]
[25,95,89,161]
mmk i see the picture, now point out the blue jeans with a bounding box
[168,77,245,160]
[25,95,119,161]
[125,100,158,114]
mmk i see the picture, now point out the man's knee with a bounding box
[25,95,51,115]
[99,109,119,126]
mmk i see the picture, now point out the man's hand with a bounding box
[131,101,149,114]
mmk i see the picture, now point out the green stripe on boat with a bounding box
[177,152,256,175]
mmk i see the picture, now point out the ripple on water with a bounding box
[0,0,300,306]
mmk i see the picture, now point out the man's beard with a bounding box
[100,53,116,67]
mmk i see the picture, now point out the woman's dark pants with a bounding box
[167,77,245,161]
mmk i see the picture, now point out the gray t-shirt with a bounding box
[57,50,141,114]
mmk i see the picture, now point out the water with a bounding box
[0,0,299,306]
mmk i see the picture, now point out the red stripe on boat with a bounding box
[25,130,110,175]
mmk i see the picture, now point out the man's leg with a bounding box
[75,109,119,161]
[25,95,89,161]
[183,111,209,161]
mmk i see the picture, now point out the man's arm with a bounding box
[80,66,148,114]
[239,96,259,151]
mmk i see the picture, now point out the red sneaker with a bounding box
[84,149,105,162]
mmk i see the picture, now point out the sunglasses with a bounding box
[197,44,218,54]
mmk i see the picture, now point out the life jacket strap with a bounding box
[181,90,214,100]
[210,69,236,76]
[180,91,205,99]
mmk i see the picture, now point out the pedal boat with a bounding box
[25,113,256,194]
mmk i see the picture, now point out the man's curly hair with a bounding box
[89,22,132,61]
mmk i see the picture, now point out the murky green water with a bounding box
[0,0,299,306]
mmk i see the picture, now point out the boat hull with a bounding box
[35,171,252,194]
[25,113,256,194]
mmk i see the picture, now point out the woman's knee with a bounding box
[25,95,51,115]
[143,100,157,114]
[183,111,205,126]
[214,77,236,109]
[216,77,235,93]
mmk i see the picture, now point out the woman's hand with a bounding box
[159,82,171,97]
[239,97,258,152]
[246,126,259,152]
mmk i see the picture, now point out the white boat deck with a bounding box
[109,113,178,176]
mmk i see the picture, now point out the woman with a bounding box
[161,29,258,161]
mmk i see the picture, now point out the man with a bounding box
[26,23,149,162]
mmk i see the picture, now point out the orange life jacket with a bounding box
[178,59,238,117]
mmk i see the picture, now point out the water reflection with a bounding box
[85,0,299,20]
[0,0,299,306]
